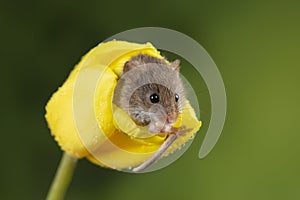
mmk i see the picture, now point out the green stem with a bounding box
[46,153,77,200]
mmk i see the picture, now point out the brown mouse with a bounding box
[113,54,186,134]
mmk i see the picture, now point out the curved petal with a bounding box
[45,40,201,170]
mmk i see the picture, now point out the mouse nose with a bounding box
[166,114,177,124]
[166,117,171,123]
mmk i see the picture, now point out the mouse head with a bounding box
[114,54,186,134]
[129,83,182,133]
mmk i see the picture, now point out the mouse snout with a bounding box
[166,116,175,124]
[149,104,167,122]
[148,104,178,126]
[166,112,177,124]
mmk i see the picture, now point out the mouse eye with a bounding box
[175,94,179,102]
[150,93,159,103]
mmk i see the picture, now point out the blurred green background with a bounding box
[1,0,300,199]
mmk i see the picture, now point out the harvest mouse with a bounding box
[113,53,186,134]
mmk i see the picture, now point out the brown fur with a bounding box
[113,54,186,133]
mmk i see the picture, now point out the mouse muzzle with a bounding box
[148,104,179,134]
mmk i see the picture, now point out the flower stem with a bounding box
[46,153,77,200]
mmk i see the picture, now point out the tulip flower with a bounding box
[45,40,201,199]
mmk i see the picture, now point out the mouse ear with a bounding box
[170,59,180,71]
[123,60,140,73]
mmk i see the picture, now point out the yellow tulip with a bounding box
[45,40,201,171]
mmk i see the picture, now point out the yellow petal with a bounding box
[45,40,202,170]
